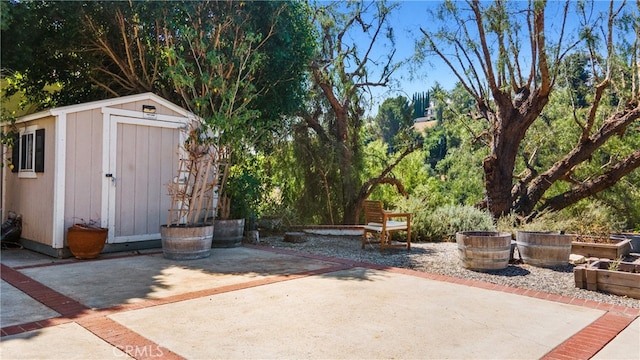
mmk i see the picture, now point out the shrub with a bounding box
[496,211,575,238]
[397,197,495,242]
[496,200,625,237]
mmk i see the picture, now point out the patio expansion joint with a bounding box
[95,262,356,315]
[76,316,186,360]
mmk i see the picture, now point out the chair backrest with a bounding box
[363,200,384,224]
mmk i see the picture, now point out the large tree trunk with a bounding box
[483,92,551,218]
[421,1,639,221]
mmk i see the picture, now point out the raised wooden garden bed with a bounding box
[571,236,631,259]
[574,260,640,299]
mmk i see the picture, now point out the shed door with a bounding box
[108,116,181,243]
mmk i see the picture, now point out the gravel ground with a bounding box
[256,234,640,309]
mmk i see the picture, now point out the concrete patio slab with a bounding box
[0,322,131,359]
[17,248,338,309]
[1,246,638,359]
[0,281,60,327]
[109,267,604,359]
[0,247,69,268]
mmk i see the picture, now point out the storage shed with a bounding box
[2,93,193,257]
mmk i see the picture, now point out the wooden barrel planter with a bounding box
[516,231,573,267]
[456,231,512,271]
[67,224,108,259]
[212,219,245,248]
[161,224,213,260]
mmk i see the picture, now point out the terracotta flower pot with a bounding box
[67,224,108,259]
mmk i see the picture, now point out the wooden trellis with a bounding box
[166,124,229,227]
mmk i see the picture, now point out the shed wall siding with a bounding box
[64,109,104,233]
[5,116,56,245]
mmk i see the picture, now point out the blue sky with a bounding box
[361,1,448,110]
[357,0,625,114]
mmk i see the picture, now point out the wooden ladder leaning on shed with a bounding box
[361,200,411,252]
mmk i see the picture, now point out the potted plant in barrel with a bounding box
[161,123,228,260]
[213,160,263,247]
[67,218,108,259]
[161,1,281,253]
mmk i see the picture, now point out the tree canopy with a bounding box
[1,0,314,138]
[417,0,640,220]
[3,0,639,230]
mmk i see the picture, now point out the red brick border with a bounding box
[541,312,637,360]
[1,264,88,318]
[77,315,185,360]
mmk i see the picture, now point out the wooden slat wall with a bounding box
[5,117,56,245]
[65,109,103,232]
[115,123,179,238]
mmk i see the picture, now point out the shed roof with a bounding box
[16,92,192,123]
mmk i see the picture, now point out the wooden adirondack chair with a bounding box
[362,200,411,251]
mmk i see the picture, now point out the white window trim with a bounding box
[18,125,38,178]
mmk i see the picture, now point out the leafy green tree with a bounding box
[374,96,413,148]
[417,0,640,220]
[412,91,430,119]
[1,1,99,107]
[362,139,431,205]
[560,52,591,108]
[1,0,313,131]
[297,0,416,224]
[2,0,314,223]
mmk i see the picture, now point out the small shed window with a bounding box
[11,126,44,177]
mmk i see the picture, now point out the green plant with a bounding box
[566,202,625,237]
[496,211,575,237]
[1,110,18,170]
[222,165,263,222]
[496,200,626,238]
[72,217,104,229]
[607,257,623,271]
[397,198,495,242]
